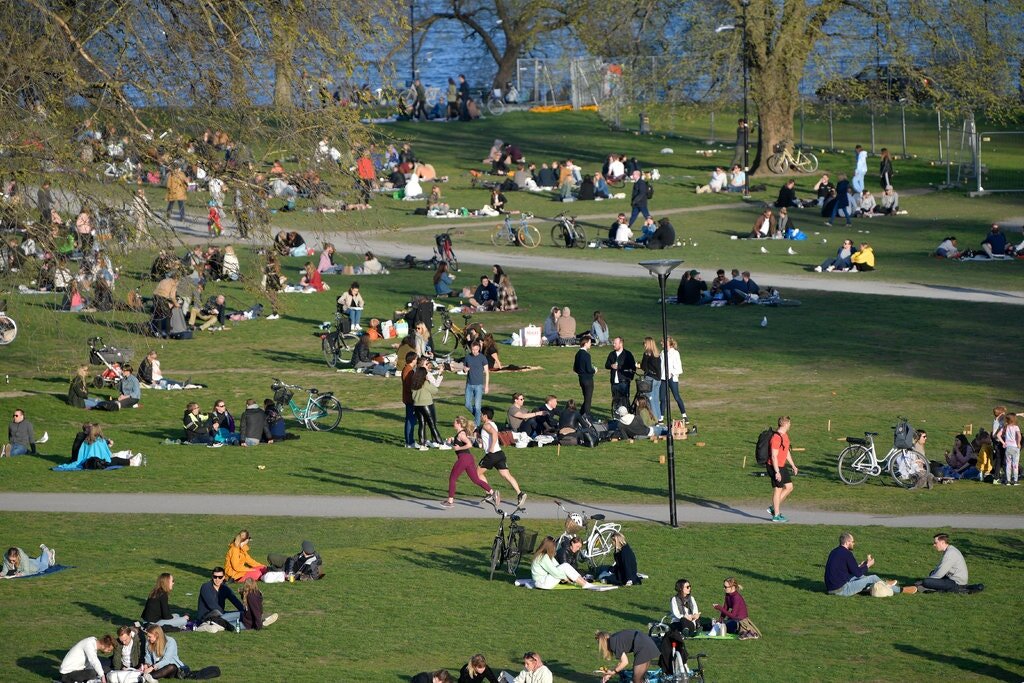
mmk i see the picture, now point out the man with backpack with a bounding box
[627,171,651,227]
[761,416,798,522]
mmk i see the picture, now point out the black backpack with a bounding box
[646,183,654,200]
[577,414,600,448]
[893,417,915,449]
[755,427,777,465]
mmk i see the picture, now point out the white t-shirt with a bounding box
[608,160,625,178]
[730,171,746,187]
[709,171,727,191]
[613,224,633,244]
[60,637,104,676]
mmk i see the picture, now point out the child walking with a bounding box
[442,416,497,508]
[998,414,1021,485]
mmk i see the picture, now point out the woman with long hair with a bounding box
[542,306,561,345]
[481,333,502,370]
[337,281,365,330]
[411,365,444,450]
[494,266,517,311]
[594,628,660,683]
[141,573,190,630]
[299,261,325,292]
[433,262,455,297]
[240,577,279,630]
[609,531,641,586]
[413,322,432,359]
[458,653,499,683]
[442,416,494,508]
[661,336,687,421]
[640,337,662,422]
[531,535,590,589]
[68,365,98,409]
[2,544,55,578]
[224,529,267,582]
[670,578,710,636]
[591,311,610,345]
[712,577,749,635]
[142,624,185,679]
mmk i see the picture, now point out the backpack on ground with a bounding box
[893,417,915,449]
[755,427,777,465]
[576,414,600,448]
[646,183,654,200]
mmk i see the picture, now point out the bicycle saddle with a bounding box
[309,388,318,394]
[865,431,879,436]
[510,514,522,523]
[590,513,606,521]
[846,437,868,445]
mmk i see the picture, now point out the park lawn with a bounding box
[1,513,1022,682]
[3,250,1023,515]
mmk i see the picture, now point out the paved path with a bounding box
[3,492,1021,529]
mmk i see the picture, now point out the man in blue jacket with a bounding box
[824,533,910,596]
[195,566,245,631]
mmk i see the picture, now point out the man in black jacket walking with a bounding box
[605,337,636,414]
[628,171,650,227]
[573,335,595,417]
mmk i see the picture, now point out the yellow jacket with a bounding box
[166,170,188,202]
[851,246,875,268]
[224,543,260,580]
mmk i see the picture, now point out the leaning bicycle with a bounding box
[271,378,342,431]
[489,507,533,580]
[434,309,484,355]
[837,420,916,488]
[767,142,819,174]
[319,314,360,369]
[492,213,540,249]
[0,299,17,345]
[555,500,621,572]
[550,212,587,248]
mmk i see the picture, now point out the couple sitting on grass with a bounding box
[529,532,642,589]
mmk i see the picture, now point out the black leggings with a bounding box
[151,664,180,679]
[414,405,442,444]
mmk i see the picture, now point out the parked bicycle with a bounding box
[434,309,484,355]
[550,212,587,248]
[481,88,506,116]
[766,142,819,174]
[433,228,459,271]
[103,157,136,181]
[837,420,916,487]
[0,299,17,345]
[271,378,342,431]
[554,500,621,572]
[319,314,360,369]
[488,507,534,580]
[492,213,540,249]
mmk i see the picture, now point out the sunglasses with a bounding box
[212,574,225,579]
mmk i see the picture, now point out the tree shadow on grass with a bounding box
[152,557,212,579]
[545,659,597,683]
[965,649,1024,670]
[584,602,652,627]
[399,545,492,581]
[73,601,125,624]
[719,565,823,594]
[17,651,65,679]
[291,467,436,500]
[951,535,1024,565]
[893,643,1020,682]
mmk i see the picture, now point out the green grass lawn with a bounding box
[2,514,1021,682]
[3,250,1022,515]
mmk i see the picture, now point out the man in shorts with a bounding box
[767,416,798,522]
[477,406,526,509]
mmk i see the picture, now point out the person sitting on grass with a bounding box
[239,399,273,446]
[2,543,55,578]
[457,653,500,683]
[696,167,728,194]
[469,275,498,311]
[981,223,1008,258]
[670,578,711,636]
[299,262,326,292]
[556,306,577,345]
[141,572,190,630]
[267,540,324,581]
[141,624,186,679]
[59,424,132,470]
[433,262,456,297]
[94,364,140,411]
[183,403,215,445]
[607,532,642,586]
[908,533,979,594]
[58,634,115,683]
[876,185,900,215]
[531,536,591,589]
[613,405,665,442]
[934,236,961,259]
[225,529,268,582]
[263,399,289,442]
[815,239,858,272]
[750,207,778,239]
[851,242,875,271]
[411,670,454,683]
[943,434,978,479]
[240,577,279,630]
[109,624,145,681]
[712,577,751,635]
[824,532,907,596]
[194,566,244,632]
[542,306,561,345]
[4,408,37,457]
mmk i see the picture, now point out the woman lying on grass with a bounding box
[2,544,55,578]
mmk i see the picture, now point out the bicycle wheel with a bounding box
[517,225,541,249]
[308,395,342,431]
[488,536,504,580]
[550,224,567,247]
[587,523,619,563]
[796,151,819,174]
[837,445,872,485]
[572,225,587,248]
[766,153,786,175]
[888,449,916,488]
[491,225,508,247]
[487,98,505,116]
[506,526,525,575]
[433,327,458,356]
[321,335,340,368]
[0,315,17,345]
[335,334,359,365]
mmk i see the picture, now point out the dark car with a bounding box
[816,63,937,103]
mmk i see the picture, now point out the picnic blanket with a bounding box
[514,578,619,591]
[689,633,738,640]
[3,564,74,579]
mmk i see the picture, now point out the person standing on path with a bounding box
[767,416,798,522]
[852,145,867,193]
[441,416,495,509]
[165,166,188,224]
[731,118,749,169]
[605,337,636,415]
[573,335,596,418]
[477,407,526,509]
[824,532,909,596]
[412,79,428,121]
[463,341,489,426]
[627,171,650,227]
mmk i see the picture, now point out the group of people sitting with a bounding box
[934,224,1024,260]
[604,213,676,249]
[814,239,876,272]
[676,268,770,305]
[181,398,288,447]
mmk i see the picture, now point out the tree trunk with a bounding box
[751,86,797,176]
[493,50,519,91]
[271,9,296,109]
[273,56,294,108]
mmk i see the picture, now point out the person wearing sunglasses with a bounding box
[194,567,244,632]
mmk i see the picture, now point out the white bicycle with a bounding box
[837,423,917,488]
[554,500,620,571]
[0,299,17,345]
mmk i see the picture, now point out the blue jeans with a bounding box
[667,380,686,415]
[829,201,851,225]
[404,404,416,446]
[10,443,30,456]
[830,574,882,596]
[347,309,362,327]
[465,383,483,425]
[649,379,663,421]
[628,205,651,227]
[151,615,189,629]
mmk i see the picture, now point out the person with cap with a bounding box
[981,224,1008,258]
[645,217,676,250]
[678,270,709,305]
[267,541,324,582]
[614,404,666,442]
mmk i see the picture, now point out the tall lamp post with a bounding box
[410,1,416,84]
[639,259,683,527]
[717,0,751,198]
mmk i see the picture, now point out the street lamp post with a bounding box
[410,1,416,84]
[639,259,683,527]
[741,0,749,198]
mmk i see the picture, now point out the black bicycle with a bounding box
[319,314,360,368]
[550,211,587,248]
[488,508,533,580]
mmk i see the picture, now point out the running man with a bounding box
[478,406,526,509]
[767,416,798,522]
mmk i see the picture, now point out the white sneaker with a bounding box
[417,444,429,451]
[436,443,452,450]
[826,265,835,272]
[813,266,822,272]
[36,431,49,444]
[266,314,280,320]
[262,612,279,627]
[208,442,224,448]
[195,622,224,633]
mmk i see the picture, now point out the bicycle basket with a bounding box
[273,386,294,405]
[893,418,915,449]
[518,529,539,555]
[773,141,788,153]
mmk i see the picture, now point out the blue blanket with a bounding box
[52,440,113,471]
[5,564,73,579]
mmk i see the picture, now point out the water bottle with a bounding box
[142,454,147,467]
[234,620,241,633]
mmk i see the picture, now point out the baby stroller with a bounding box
[88,337,132,388]
[433,228,459,271]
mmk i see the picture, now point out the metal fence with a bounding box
[975,131,1024,193]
